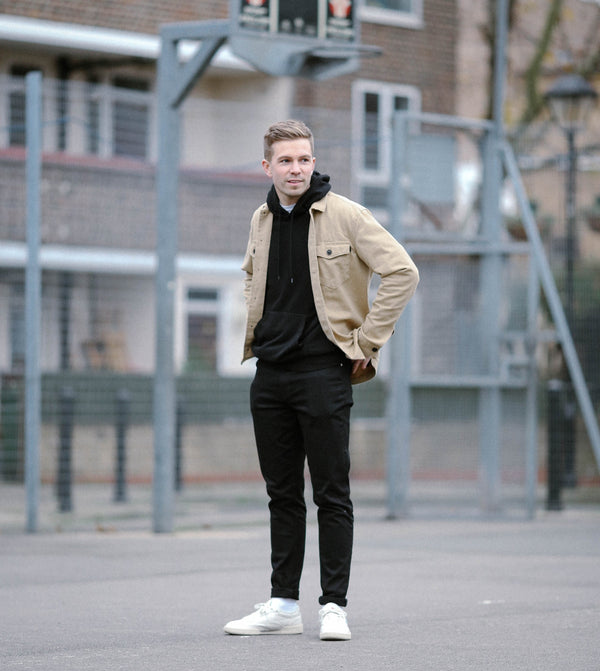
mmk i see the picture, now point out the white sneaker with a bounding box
[319,603,351,641]
[224,600,303,636]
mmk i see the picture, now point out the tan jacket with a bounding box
[241,191,419,384]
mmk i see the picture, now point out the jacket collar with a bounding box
[259,193,329,216]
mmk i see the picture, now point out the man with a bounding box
[224,120,418,640]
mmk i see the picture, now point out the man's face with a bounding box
[262,139,316,206]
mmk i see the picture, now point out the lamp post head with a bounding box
[544,73,598,132]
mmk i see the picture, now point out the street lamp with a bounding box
[544,73,598,327]
[544,73,598,493]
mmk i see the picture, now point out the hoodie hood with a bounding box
[266,171,331,215]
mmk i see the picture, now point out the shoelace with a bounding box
[320,605,346,622]
[254,602,277,615]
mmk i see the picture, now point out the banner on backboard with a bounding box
[238,0,272,32]
[236,0,356,42]
[326,1,354,41]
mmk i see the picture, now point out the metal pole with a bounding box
[492,0,509,131]
[524,261,539,518]
[24,71,42,533]
[475,0,509,514]
[57,386,75,513]
[153,22,230,532]
[153,33,180,533]
[175,395,184,492]
[561,128,578,486]
[564,128,577,328]
[114,388,130,503]
[477,141,503,512]
[386,112,412,519]
[546,379,564,510]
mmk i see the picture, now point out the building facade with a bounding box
[0,0,457,379]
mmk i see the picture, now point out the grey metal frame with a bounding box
[386,111,600,519]
[387,111,540,519]
[19,1,597,531]
[153,20,231,533]
[24,71,42,533]
[503,144,600,469]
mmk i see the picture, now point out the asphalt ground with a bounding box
[1,480,599,671]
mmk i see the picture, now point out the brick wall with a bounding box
[0,154,266,255]
[294,0,457,114]
[4,1,458,117]
[0,1,227,34]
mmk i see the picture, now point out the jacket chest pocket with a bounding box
[316,242,352,290]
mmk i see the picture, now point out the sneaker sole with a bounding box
[320,631,351,641]
[224,624,303,636]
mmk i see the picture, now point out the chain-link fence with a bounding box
[0,74,598,531]
[507,119,600,495]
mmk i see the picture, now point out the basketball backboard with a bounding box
[229,0,379,80]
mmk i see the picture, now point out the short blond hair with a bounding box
[263,120,314,161]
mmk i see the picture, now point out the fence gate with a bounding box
[387,111,539,519]
[386,110,600,519]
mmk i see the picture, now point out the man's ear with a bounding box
[262,159,272,178]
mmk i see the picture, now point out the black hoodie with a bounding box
[251,172,345,369]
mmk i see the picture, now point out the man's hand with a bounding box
[351,358,371,376]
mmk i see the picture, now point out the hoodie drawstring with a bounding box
[289,209,294,284]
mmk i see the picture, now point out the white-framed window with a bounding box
[175,275,254,378]
[85,75,152,161]
[0,71,153,160]
[7,64,41,147]
[183,287,220,373]
[352,79,421,220]
[360,0,423,29]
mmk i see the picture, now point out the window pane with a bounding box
[86,79,100,154]
[9,91,26,146]
[9,281,25,372]
[113,101,148,159]
[365,0,413,10]
[9,66,36,147]
[187,288,218,301]
[394,96,409,111]
[112,77,149,160]
[364,92,379,170]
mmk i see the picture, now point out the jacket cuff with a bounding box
[357,328,380,359]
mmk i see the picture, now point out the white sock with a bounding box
[271,597,299,613]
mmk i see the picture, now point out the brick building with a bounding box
[0,0,457,378]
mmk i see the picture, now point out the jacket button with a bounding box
[327,249,332,255]
[371,347,378,352]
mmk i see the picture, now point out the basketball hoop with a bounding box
[229,0,381,80]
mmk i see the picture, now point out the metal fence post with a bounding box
[114,388,130,502]
[175,394,185,492]
[25,70,42,532]
[561,384,577,487]
[154,23,229,532]
[546,379,564,511]
[386,112,412,519]
[57,386,75,512]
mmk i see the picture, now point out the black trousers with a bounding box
[250,361,354,607]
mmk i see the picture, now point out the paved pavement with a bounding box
[1,480,599,670]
